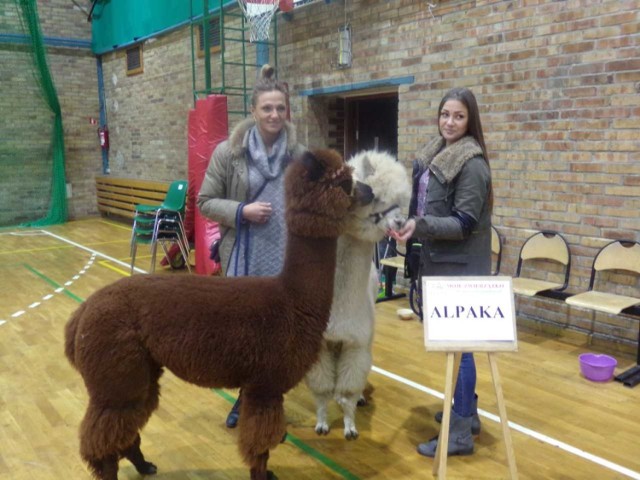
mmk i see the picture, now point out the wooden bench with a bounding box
[96,176,170,219]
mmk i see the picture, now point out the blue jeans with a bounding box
[452,353,476,417]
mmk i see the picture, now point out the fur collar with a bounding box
[416,136,483,183]
[229,117,298,157]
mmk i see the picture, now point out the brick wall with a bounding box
[276,0,640,355]
[93,0,640,353]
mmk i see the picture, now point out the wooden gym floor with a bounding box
[1,218,639,480]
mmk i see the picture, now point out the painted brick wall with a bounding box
[99,28,194,182]
[91,0,639,354]
[0,0,98,221]
[99,14,267,182]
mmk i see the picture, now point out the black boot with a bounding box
[417,409,474,457]
[434,394,481,435]
[226,391,242,428]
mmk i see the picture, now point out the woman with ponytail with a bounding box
[198,64,306,428]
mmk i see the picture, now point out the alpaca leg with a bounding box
[313,391,332,436]
[304,342,336,435]
[121,364,162,474]
[250,452,279,480]
[238,391,286,480]
[79,383,158,480]
[121,434,157,475]
[335,344,372,440]
[87,454,118,480]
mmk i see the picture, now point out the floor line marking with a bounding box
[41,230,147,274]
[98,260,133,277]
[3,256,94,326]
[371,365,640,480]
[100,219,134,231]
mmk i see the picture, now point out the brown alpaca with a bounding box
[64,149,372,480]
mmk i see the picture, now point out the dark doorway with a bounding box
[345,94,398,159]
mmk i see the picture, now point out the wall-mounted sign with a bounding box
[423,276,517,352]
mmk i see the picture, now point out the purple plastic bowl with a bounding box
[579,353,617,382]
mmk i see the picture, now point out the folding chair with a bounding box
[491,225,503,276]
[512,230,571,297]
[566,240,640,387]
[130,180,190,274]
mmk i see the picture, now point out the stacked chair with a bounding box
[130,179,190,274]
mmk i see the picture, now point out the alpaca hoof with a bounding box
[357,395,367,407]
[315,423,330,435]
[344,428,359,440]
[136,461,157,475]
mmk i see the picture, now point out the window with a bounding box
[197,17,221,57]
[126,44,143,76]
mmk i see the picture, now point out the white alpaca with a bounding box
[305,150,410,439]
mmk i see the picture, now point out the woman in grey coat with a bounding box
[197,64,306,428]
[198,65,306,277]
[391,87,493,458]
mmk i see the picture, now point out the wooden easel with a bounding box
[432,352,518,479]
[421,276,519,479]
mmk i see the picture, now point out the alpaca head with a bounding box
[344,150,411,242]
[285,149,372,238]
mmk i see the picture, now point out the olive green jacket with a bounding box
[409,136,492,276]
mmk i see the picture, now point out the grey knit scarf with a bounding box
[228,126,289,277]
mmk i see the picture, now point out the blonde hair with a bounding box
[251,64,288,108]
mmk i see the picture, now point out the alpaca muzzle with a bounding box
[352,181,374,207]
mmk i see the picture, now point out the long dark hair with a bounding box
[251,64,288,108]
[437,87,493,211]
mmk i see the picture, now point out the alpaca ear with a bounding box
[353,180,374,206]
[361,154,375,180]
[300,150,325,182]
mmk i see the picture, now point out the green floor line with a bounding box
[213,389,360,480]
[23,263,84,303]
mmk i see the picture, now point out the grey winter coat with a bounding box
[197,118,306,274]
[409,135,492,277]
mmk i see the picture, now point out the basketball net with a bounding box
[237,0,280,42]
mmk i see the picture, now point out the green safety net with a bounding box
[0,0,67,227]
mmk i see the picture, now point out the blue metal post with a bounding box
[96,56,109,174]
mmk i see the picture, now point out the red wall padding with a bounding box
[188,95,228,275]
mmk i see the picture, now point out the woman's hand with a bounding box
[388,218,416,244]
[242,202,273,223]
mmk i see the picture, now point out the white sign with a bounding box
[423,276,517,352]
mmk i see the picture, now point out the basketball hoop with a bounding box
[237,0,280,42]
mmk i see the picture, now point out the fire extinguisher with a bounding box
[98,125,110,151]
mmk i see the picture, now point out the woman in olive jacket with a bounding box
[391,87,493,458]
